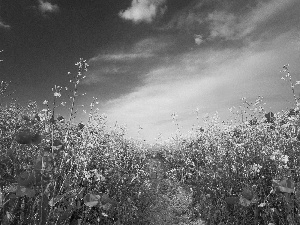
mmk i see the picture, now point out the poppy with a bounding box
[31,133,42,145]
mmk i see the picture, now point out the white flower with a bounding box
[43,100,48,105]
[54,92,61,97]
[280,155,289,164]
[87,143,94,148]
[250,163,262,173]
[270,154,276,160]
[258,202,266,207]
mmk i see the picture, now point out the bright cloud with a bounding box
[38,0,59,14]
[119,0,167,23]
[97,30,300,143]
[194,34,203,45]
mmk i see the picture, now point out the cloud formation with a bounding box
[162,0,299,42]
[38,0,59,14]
[94,29,300,143]
[207,0,298,40]
[119,0,167,23]
[194,34,203,45]
[85,36,174,85]
[0,20,10,29]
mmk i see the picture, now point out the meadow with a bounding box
[0,58,300,225]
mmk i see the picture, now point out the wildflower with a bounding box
[43,100,48,105]
[280,155,289,164]
[250,163,262,173]
[258,202,266,207]
[87,143,94,148]
[93,170,106,182]
[54,92,61,97]
[283,64,289,70]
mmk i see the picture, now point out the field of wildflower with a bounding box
[0,58,300,225]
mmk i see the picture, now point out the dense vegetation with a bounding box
[0,59,300,224]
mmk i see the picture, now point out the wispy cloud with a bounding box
[207,0,298,40]
[90,52,153,62]
[90,37,172,62]
[162,0,299,42]
[85,36,174,85]
[0,20,10,29]
[38,0,59,14]
[119,0,167,23]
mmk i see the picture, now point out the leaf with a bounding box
[25,188,36,197]
[83,193,100,207]
[225,196,239,205]
[16,171,34,187]
[16,186,36,197]
[101,203,112,211]
[272,178,295,193]
[101,193,117,205]
[49,195,65,207]
[241,187,253,201]
[239,196,251,207]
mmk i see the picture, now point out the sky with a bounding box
[0,0,300,143]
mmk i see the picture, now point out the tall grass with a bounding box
[0,58,300,225]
